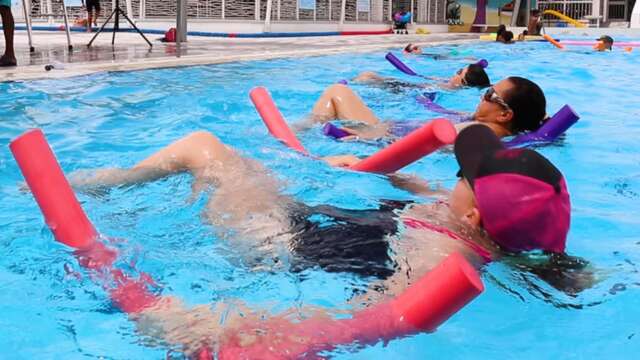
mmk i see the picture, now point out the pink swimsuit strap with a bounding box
[402,217,493,263]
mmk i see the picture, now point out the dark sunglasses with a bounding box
[482,87,511,110]
[456,68,468,86]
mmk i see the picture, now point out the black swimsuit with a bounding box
[288,200,412,279]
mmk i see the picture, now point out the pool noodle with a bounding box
[558,40,640,47]
[249,87,308,154]
[504,105,579,147]
[386,52,489,79]
[543,34,565,49]
[323,122,352,138]
[219,252,483,359]
[386,52,418,76]
[10,129,98,249]
[11,129,213,358]
[10,129,160,313]
[350,118,456,174]
[416,93,472,122]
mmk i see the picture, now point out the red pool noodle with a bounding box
[10,129,97,249]
[219,252,483,359]
[10,129,158,314]
[350,118,456,174]
[250,87,308,154]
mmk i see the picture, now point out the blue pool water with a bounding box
[1,40,640,358]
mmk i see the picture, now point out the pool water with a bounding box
[1,39,640,359]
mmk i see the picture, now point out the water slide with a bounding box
[543,10,586,27]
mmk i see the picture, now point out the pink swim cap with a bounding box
[454,125,570,253]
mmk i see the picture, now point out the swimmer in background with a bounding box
[594,35,614,51]
[517,30,529,41]
[528,9,543,36]
[297,76,546,140]
[352,62,490,93]
[496,25,515,44]
[404,43,480,61]
[70,125,593,356]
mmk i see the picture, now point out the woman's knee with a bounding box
[186,131,222,147]
[353,71,378,82]
[323,83,354,98]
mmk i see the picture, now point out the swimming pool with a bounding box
[1,39,639,359]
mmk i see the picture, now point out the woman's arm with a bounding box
[388,173,447,197]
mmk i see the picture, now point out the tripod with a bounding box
[87,0,152,48]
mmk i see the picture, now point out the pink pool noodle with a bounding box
[559,40,640,47]
[350,118,456,174]
[10,129,159,313]
[250,87,308,154]
[219,252,483,359]
[10,129,98,249]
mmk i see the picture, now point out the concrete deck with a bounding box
[0,31,478,82]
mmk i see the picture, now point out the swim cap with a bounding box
[454,125,570,253]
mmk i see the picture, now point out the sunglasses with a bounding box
[482,87,511,110]
[456,68,468,86]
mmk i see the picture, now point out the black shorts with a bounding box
[86,0,101,13]
[288,200,412,279]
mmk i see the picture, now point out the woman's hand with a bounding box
[322,155,361,168]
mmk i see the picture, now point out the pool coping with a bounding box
[0,37,478,82]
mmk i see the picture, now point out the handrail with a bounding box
[543,9,586,27]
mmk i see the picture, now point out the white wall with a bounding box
[631,0,640,28]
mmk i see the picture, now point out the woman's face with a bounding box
[448,66,468,87]
[473,79,514,125]
[449,179,478,224]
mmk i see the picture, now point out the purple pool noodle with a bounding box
[423,91,437,101]
[323,123,351,139]
[338,79,348,85]
[385,52,418,76]
[475,59,489,68]
[416,95,459,115]
[504,105,579,147]
[415,93,471,123]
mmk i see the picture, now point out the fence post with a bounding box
[264,0,273,32]
[139,0,145,20]
[255,0,260,20]
[176,0,187,43]
[410,0,414,24]
[340,0,346,29]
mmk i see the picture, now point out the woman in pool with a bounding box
[73,125,591,355]
[302,76,546,140]
[352,62,490,93]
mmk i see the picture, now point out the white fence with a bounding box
[538,0,593,24]
[538,0,632,23]
[27,0,446,23]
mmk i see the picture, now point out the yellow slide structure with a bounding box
[543,10,586,28]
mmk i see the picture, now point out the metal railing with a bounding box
[26,0,445,24]
[607,0,628,20]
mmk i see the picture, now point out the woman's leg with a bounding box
[352,71,388,83]
[70,131,240,189]
[310,84,381,125]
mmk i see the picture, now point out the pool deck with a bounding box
[0,31,478,81]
